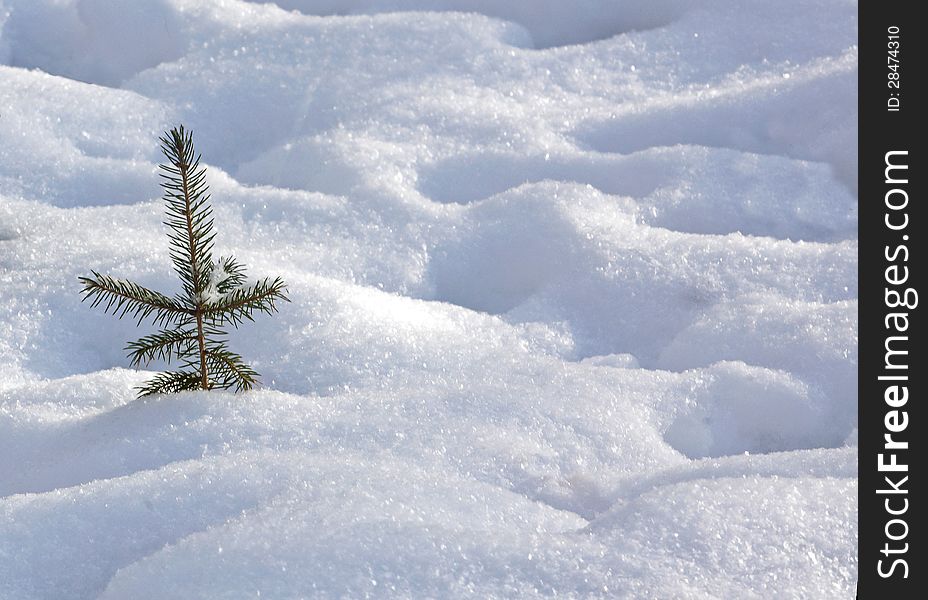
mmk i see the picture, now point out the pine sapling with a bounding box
[79,125,289,397]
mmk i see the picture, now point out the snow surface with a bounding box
[1,0,857,597]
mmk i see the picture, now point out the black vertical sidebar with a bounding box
[859,1,923,597]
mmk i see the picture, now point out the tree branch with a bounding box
[204,346,259,392]
[126,327,197,367]
[136,370,202,397]
[79,271,193,326]
[201,277,289,327]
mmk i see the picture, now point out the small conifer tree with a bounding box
[79,125,288,397]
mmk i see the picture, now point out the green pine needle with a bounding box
[79,125,289,398]
[135,370,203,396]
[126,327,198,367]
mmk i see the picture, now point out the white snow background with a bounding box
[0,0,857,598]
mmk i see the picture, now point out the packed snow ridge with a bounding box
[1,0,857,597]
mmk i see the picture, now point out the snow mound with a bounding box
[589,473,856,598]
[242,0,690,49]
[1,0,857,597]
